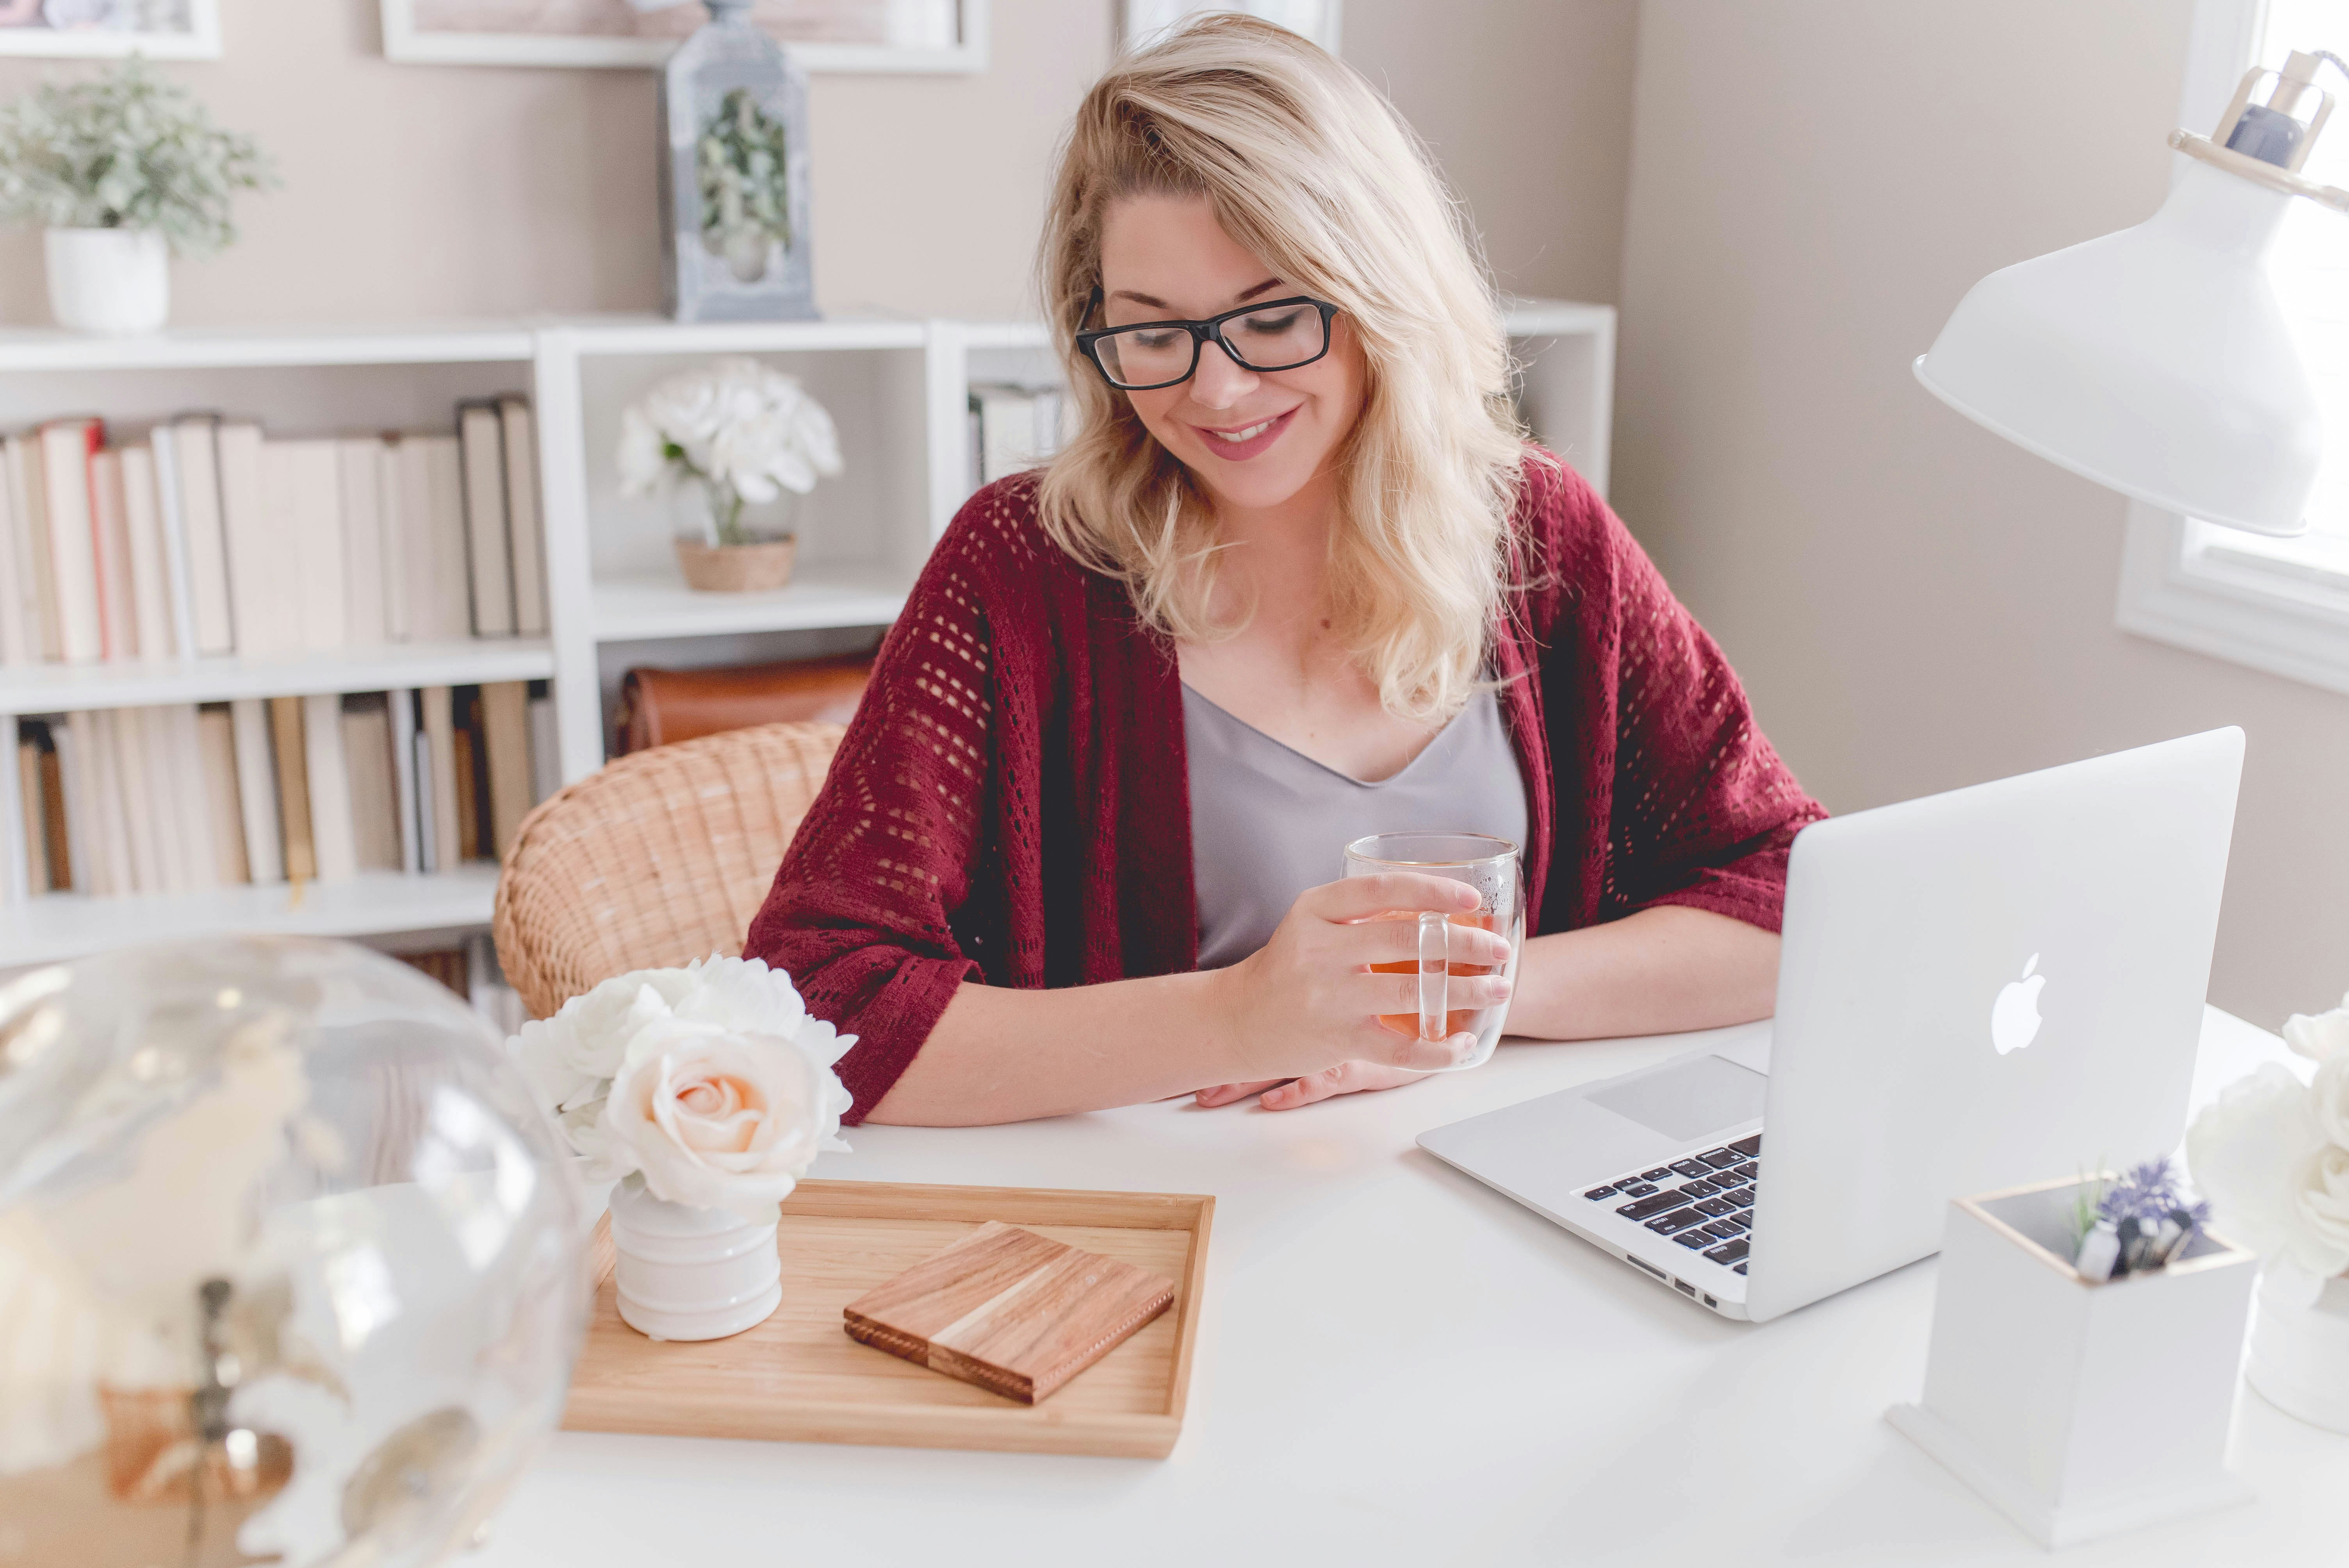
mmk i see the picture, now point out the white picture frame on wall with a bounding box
[0,0,221,59]
[380,0,987,75]
[1121,0,1339,52]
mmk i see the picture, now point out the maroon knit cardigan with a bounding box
[745,453,1825,1121]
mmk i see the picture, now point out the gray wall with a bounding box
[0,0,1638,326]
[1612,0,2349,1028]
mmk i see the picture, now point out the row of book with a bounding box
[0,398,548,669]
[12,682,558,900]
[968,382,1075,489]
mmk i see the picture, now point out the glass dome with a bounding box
[0,936,586,1568]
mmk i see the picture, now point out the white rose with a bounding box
[2314,1050,2349,1151]
[2295,1144,2349,1261]
[604,1023,853,1219]
[2284,995,2349,1064]
[512,971,685,1116]
[2188,1063,2349,1278]
[616,406,668,498]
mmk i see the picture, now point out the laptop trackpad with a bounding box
[1587,1054,1768,1141]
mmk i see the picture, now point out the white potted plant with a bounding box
[509,954,853,1342]
[1887,1158,2258,1548]
[2187,993,2349,1434]
[617,356,844,593]
[0,61,274,336]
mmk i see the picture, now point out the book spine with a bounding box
[499,397,548,636]
[457,402,517,637]
[282,440,346,654]
[217,422,284,659]
[9,435,62,661]
[56,713,99,894]
[9,725,36,901]
[421,684,459,872]
[172,416,235,657]
[269,696,317,883]
[303,692,358,882]
[147,424,201,662]
[197,704,250,885]
[120,445,175,663]
[389,687,422,875]
[0,450,27,667]
[338,438,388,647]
[380,438,413,643]
[88,451,135,662]
[168,704,217,891]
[39,419,105,664]
[230,696,284,885]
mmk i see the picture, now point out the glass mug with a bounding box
[1342,831,1525,1071]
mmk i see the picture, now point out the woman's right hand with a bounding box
[1208,872,1514,1083]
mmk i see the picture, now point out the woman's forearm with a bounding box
[864,969,1247,1126]
[1504,905,1778,1041]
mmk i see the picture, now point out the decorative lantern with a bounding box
[658,0,818,323]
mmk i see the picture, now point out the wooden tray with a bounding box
[561,1180,1213,1458]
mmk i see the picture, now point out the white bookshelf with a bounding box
[0,301,1615,963]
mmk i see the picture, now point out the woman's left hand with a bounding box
[1194,1060,1429,1111]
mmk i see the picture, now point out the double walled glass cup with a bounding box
[1342,831,1524,1071]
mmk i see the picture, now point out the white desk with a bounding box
[474,1008,2344,1566]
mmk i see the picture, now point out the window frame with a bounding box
[2113,0,2349,691]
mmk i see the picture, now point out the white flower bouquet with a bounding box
[617,357,843,546]
[510,955,853,1221]
[2185,995,2349,1290]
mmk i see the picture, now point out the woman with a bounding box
[746,16,1822,1125]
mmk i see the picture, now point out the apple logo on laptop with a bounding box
[1991,954,2046,1055]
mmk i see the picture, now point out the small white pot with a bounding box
[45,228,170,335]
[1886,1175,2258,1549]
[607,1178,782,1342]
[2246,1269,2349,1434]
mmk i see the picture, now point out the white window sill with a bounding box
[2117,502,2349,695]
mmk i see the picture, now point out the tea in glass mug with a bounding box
[1342,830,1524,1071]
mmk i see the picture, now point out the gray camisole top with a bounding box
[1182,682,1531,969]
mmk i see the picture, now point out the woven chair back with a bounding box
[494,720,844,1020]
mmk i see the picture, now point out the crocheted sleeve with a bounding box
[1541,462,1827,931]
[743,485,1026,1116]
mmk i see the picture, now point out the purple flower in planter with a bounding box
[2085,1157,2211,1278]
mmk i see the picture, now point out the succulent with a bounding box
[0,59,276,256]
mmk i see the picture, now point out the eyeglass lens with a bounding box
[1092,301,1327,387]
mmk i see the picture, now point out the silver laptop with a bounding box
[1417,728,2242,1323]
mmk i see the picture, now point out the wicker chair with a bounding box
[494,720,843,1020]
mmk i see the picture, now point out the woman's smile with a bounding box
[1191,404,1301,460]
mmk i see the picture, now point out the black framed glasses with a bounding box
[1074,288,1340,390]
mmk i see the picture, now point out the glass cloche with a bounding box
[0,937,586,1568]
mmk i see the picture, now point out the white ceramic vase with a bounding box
[607,1178,782,1342]
[45,228,170,335]
[2246,1269,2349,1434]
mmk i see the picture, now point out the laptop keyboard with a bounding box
[1579,1133,1761,1274]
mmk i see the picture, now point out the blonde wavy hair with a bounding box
[1034,14,1533,723]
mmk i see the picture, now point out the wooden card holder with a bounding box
[562,1180,1214,1458]
[844,1221,1177,1404]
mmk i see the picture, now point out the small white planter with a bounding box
[2246,1269,2349,1434]
[45,227,170,335]
[607,1178,782,1342]
[1887,1174,2258,1549]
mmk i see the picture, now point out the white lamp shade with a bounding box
[1914,160,2323,537]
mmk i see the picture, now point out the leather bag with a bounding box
[614,653,872,754]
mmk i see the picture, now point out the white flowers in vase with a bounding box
[2185,995,2349,1285]
[617,357,843,546]
[510,955,853,1221]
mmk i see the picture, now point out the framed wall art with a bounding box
[380,0,985,74]
[0,0,222,59]
[1121,0,1338,53]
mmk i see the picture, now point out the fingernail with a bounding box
[1495,979,1513,998]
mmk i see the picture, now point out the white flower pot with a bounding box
[608,1178,782,1342]
[45,228,170,336]
[2246,1269,2349,1433]
[1886,1175,2258,1549]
